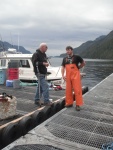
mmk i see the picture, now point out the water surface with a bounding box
[50,57,113,90]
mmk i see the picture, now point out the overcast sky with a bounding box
[0,0,113,56]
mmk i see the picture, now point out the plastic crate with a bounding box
[0,69,6,84]
[7,68,19,80]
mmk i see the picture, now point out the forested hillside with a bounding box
[60,30,113,59]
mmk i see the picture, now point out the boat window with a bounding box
[19,60,30,68]
[0,59,6,67]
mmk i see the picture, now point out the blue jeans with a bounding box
[35,75,49,103]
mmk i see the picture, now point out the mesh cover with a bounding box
[10,144,63,150]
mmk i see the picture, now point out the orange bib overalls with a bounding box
[65,64,83,106]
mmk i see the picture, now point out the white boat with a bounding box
[0,49,86,84]
[0,49,62,82]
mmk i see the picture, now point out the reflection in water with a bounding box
[50,58,113,90]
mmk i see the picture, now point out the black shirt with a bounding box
[61,55,84,69]
[32,49,48,74]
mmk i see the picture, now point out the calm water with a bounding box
[50,57,113,90]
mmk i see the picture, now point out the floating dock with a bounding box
[0,83,65,125]
[2,72,113,149]
[0,81,88,149]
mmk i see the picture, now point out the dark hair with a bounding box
[66,46,73,50]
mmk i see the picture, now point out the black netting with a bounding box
[10,144,63,150]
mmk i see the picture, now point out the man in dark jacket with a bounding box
[32,43,52,106]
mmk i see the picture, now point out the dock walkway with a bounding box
[2,73,113,150]
[0,83,65,126]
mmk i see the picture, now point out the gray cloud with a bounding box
[0,0,113,56]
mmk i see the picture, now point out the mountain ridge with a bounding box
[1,30,113,58]
[60,30,113,59]
[0,41,31,54]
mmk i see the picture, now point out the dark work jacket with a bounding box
[32,49,48,74]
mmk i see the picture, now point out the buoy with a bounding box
[41,106,53,120]
[73,86,88,101]
[53,102,61,114]
[82,86,88,95]
[59,99,65,109]
[31,111,45,126]
[19,116,34,135]
[1,122,21,147]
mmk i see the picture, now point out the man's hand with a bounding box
[63,76,66,81]
[43,62,49,67]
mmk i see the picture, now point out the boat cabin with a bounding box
[0,52,62,81]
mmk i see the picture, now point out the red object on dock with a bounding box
[7,68,19,80]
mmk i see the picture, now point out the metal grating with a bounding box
[46,113,113,137]
[0,85,64,100]
[45,120,113,149]
[100,114,113,125]
[63,108,102,121]
[86,133,113,149]
[47,113,97,132]
[83,104,113,116]
[10,144,63,150]
[94,122,113,137]
[0,87,34,100]
[44,105,113,149]
[84,100,110,108]
[16,100,38,112]
[63,107,113,125]
[0,85,65,115]
[46,122,90,145]
[84,95,111,104]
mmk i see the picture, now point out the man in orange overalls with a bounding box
[61,46,85,111]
